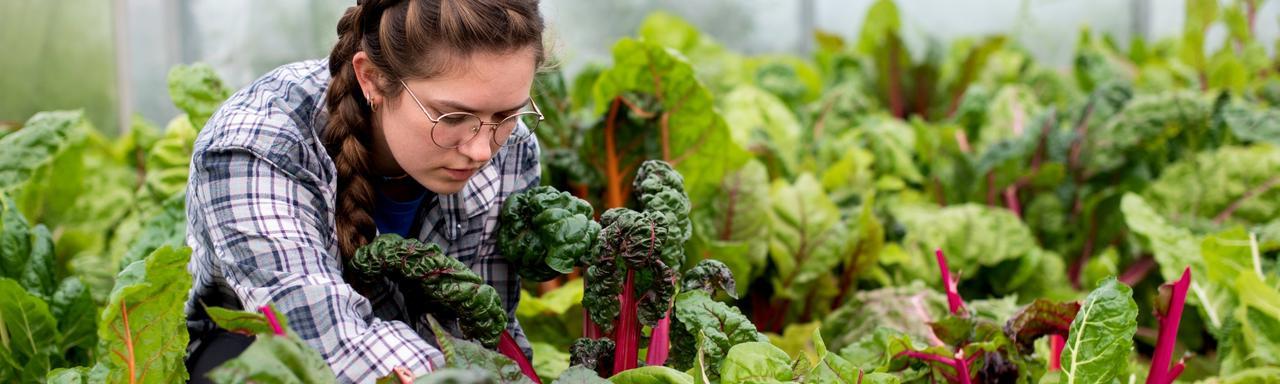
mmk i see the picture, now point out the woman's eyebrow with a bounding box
[432,98,529,114]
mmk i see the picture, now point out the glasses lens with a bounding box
[431,113,483,148]
[492,113,539,147]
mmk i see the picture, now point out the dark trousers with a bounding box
[185,329,254,383]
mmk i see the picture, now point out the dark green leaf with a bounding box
[0,278,58,383]
[427,315,534,384]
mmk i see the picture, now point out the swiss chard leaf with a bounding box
[667,290,767,379]
[718,342,795,384]
[0,278,59,383]
[205,333,337,384]
[768,174,846,303]
[1060,278,1137,384]
[428,315,534,384]
[499,185,601,281]
[93,245,194,384]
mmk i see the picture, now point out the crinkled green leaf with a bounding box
[0,278,58,383]
[0,111,87,193]
[94,245,193,384]
[680,259,736,298]
[1060,278,1137,384]
[1003,299,1081,353]
[350,235,506,347]
[142,116,198,202]
[166,63,230,129]
[1220,102,1280,145]
[718,342,794,384]
[768,174,845,302]
[1084,92,1217,175]
[499,185,600,281]
[668,290,767,379]
[569,338,614,377]
[821,282,947,353]
[633,160,692,271]
[205,333,337,384]
[607,365,694,384]
[974,85,1043,152]
[427,315,533,384]
[1143,145,1280,227]
[552,365,610,384]
[893,204,1039,289]
[1122,193,1230,330]
[585,208,678,331]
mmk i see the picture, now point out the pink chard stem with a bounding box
[613,269,640,374]
[935,249,967,316]
[645,311,672,366]
[259,305,285,336]
[1049,334,1065,371]
[499,332,543,384]
[1146,267,1190,384]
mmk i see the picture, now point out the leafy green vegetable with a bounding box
[1060,278,1137,384]
[667,288,767,379]
[0,278,59,383]
[718,342,794,383]
[688,160,770,298]
[349,234,507,347]
[206,333,337,384]
[552,365,610,384]
[606,366,693,384]
[0,111,87,193]
[499,185,601,281]
[166,63,230,129]
[92,245,194,384]
[1002,299,1080,353]
[427,315,534,384]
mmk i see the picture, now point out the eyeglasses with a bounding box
[399,80,542,149]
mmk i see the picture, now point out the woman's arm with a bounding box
[189,147,443,382]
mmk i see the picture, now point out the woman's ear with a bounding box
[351,51,383,105]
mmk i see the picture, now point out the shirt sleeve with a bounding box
[189,147,445,382]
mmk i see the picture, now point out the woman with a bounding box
[182,0,546,381]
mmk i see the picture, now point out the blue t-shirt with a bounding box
[373,187,430,238]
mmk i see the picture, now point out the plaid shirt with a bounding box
[184,59,539,383]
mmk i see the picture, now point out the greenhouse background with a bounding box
[3,0,1277,133]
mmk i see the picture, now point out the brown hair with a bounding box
[322,0,545,268]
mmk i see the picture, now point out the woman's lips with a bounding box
[443,167,476,181]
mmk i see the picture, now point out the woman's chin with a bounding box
[419,175,468,195]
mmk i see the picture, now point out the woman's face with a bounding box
[356,46,537,195]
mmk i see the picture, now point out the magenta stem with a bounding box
[645,311,672,366]
[259,305,285,336]
[935,249,966,315]
[1146,267,1191,384]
